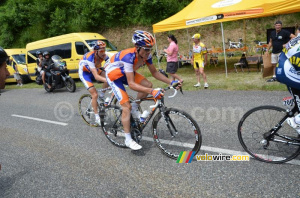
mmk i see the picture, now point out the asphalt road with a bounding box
[0,87,299,197]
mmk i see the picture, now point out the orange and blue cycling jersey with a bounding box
[78,51,109,89]
[105,48,153,104]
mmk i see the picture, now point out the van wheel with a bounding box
[21,75,31,84]
[65,78,76,92]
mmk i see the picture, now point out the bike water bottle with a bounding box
[140,110,149,123]
[104,97,110,106]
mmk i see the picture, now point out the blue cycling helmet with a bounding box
[132,30,155,47]
[93,40,106,51]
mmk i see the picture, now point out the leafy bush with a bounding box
[0,0,192,48]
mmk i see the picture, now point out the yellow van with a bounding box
[26,32,118,79]
[5,48,30,83]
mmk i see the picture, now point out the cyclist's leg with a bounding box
[134,72,152,100]
[199,65,207,83]
[106,75,142,149]
[194,61,200,84]
[79,70,98,114]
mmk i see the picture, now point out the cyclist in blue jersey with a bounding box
[276,27,300,134]
[78,40,109,125]
[105,30,182,150]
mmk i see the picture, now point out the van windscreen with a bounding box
[86,40,117,52]
[12,54,26,64]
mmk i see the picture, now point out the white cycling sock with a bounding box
[95,114,100,120]
[125,133,132,142]
[99,91,105,98]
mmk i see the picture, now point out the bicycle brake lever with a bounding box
[179,87,183,95]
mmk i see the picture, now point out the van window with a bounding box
[86,39,117,52]
[28,43,72,62]
[12,54,26,64]
[75,42,89,55]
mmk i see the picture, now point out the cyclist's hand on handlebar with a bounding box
[151,88,164,99]
[170,80,183,90]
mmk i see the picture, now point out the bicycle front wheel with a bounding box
[152,108,202,159]
[101,105,127,148]
[78,94,98,127]
[238,105,300,164]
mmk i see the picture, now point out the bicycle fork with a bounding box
[160,109,178,138]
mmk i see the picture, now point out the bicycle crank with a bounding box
[131,128,142,143]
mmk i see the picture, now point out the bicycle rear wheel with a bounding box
[238,105,300,164]
[152,108,202,159]
[100,105,127,148]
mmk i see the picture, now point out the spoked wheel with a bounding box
[152,108,202,159]
[78,94,98,127]
[100,105,127,148]
[238,105,300,164]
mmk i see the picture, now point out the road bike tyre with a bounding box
[152,108,202,159]
[78,94,98,127]
[65,77,76,92]
[238,105,300,164]
[100,105,127,148]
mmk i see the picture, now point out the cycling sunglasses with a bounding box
[141,47,152,52]
[97,49,106,53]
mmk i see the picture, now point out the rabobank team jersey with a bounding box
[79,51,109,73]
[106,48,153,73]
[193,42,207,61]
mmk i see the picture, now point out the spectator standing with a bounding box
[10,57,23,86]
[163,34,183,83]
[191,33,208,88]
[266,20,295,82]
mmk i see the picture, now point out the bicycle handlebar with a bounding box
[149,84,182,109]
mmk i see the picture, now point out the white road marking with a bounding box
[140,136,300,165]
[11,114,68,126]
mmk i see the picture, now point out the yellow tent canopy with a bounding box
[153,0,300,33]
[152,0,300,76]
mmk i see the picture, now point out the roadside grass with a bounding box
[5,57,287,91]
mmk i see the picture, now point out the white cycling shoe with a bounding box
[286,117,300,135]
[95,117,101,126]
[125,139,142,150]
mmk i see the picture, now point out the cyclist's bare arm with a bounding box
[147,64,172,85]
[90,68,107,82]
[126,72,152,94]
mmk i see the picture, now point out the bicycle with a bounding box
[228,38,244,49]
[237,87,300,163]
[100,85,202,159]
[78,87,141,127]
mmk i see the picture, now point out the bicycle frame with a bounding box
[263,87,300,145]
[106,86,179,142]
